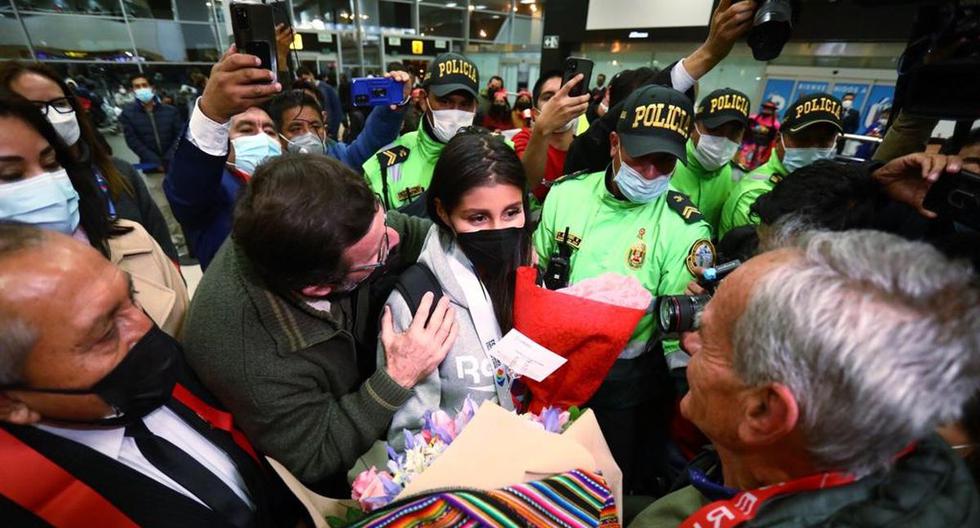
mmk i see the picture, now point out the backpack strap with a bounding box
[0,428,139,528]
[394,263,443,326]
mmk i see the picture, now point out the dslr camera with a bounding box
[655,260,741,333]
[736,0,795,61]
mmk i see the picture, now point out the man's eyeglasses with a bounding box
[349,214,390,273]
[32,97,75,117]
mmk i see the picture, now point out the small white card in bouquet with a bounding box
[489,329,567,382]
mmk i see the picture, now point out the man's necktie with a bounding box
[125,419,254,527]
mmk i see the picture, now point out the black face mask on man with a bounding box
[456,227,527,273]
[0,325,180,427]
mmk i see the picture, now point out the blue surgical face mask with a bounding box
[231,133,282,174]
[780,134,836,173]
[613,147,671,204]
[134,87,155,104]
[0,168,80,235]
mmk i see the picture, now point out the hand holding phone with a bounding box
[562,57,594,98]
[923,168,980,230]
[230,2,278,83]
[198,47,281,123]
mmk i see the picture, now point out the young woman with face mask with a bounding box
[379,129,532,443]
[0,62,178,260]
[0,95,188,337]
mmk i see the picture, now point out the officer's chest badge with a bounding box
[627,228,647,270]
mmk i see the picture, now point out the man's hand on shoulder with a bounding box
[381,293,458,388]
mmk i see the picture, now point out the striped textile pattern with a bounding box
[351,469,619,528]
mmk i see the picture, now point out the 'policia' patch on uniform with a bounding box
[377,145,409,169]
[686,239,716,276]
[555,229,583,249]
[666,191,704,224]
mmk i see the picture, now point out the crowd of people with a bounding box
[0,0,978,526]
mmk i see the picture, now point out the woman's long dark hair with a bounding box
[0,94,122,257]
[426,128,532,332]
[0,62,134,201]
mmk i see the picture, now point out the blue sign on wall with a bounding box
[761,78,795,117]
[792,81,830,103]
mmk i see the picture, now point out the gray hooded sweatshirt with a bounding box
[379,225,512,445]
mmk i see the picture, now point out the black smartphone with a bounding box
[269,0,291,29]
[923,168,980,230]
[562,57,593,98]
[230,2,278,83]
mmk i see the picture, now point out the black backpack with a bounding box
[392,262,444,324]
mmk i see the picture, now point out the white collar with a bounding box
[37,420,127,461]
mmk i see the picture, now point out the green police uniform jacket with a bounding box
[671,139,739,238]
[533,168,715,362]
[718,154,788,238]
[363,121,444,210]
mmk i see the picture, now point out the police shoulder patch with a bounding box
[666,190,703,224]
[686,238,716,276]
[546,169,590,188]
[376,145,410,169]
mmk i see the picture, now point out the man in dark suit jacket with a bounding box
[119,73,184,171]
[0,223,306,527]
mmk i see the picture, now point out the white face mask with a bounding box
[842,99,853,110]
[613,148,671,204]
[429,108,475,143]
[47,110,81,146]
[692,126,740,171]
[555,117,576,134]
[780,135,837,173]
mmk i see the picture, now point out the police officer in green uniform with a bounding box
[363,52,480,213]
[719,93,843,238]
[534,84,715,495]
[670,88,750,237]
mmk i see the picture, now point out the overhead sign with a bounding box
[628,31,649,38]
[411,40,424,55]
[543,35,559,49]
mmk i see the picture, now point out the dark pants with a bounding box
[587,351,675,497]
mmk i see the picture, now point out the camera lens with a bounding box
[657,294,712,333]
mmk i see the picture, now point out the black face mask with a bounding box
[456,227,526,273]
[0,325,180,427]
[514,100,532,112]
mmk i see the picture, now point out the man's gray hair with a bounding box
[733,227,980,477]
[0,222,45,385]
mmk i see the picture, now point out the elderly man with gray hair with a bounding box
[631,227,980,527]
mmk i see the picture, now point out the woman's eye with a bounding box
[505,208,521,218]
[468,215,487,223]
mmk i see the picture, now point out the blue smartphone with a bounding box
[351,77,405,106]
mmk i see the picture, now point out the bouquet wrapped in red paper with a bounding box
[512,266,652,413]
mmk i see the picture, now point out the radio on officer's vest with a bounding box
[544,227,573,290]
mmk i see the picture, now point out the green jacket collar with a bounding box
[230,241,349,355]
[685,139,706,172]
[415,117,446,161]
[767,151,789,176]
